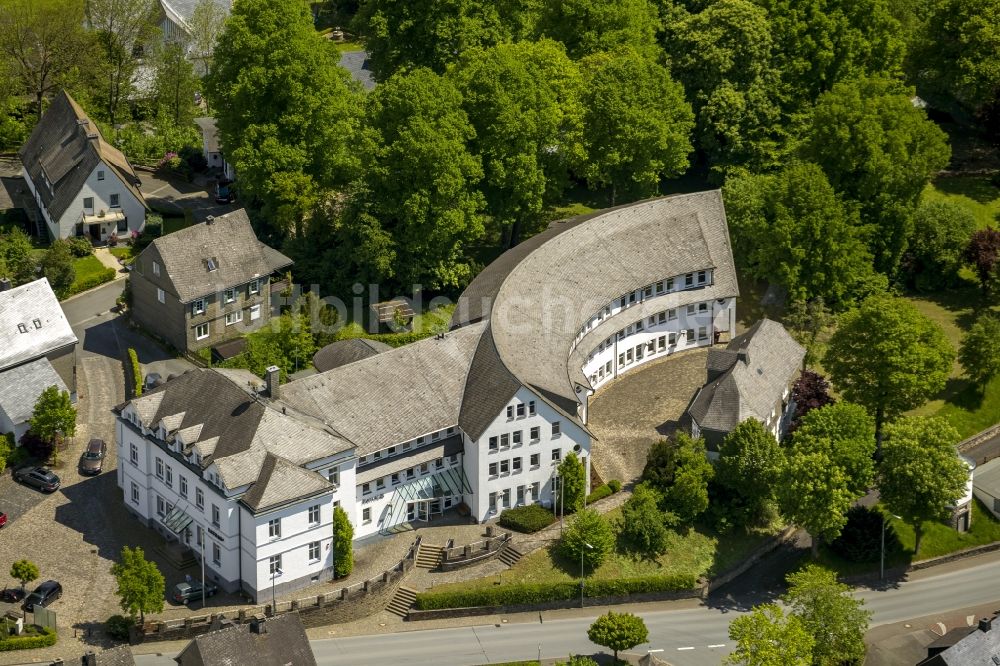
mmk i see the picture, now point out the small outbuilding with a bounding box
[368,298,414,334]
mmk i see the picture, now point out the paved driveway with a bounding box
[138,169,237,221]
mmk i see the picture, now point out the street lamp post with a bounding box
[880,513,902,581]
[580,542,593,608]
[200,532,206,608]
[271,567,282,615]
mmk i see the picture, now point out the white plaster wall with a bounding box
[251,496,336,596]
[55,163,145,239]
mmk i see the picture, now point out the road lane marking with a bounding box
[677,646,695,650]
[708,644,726,648]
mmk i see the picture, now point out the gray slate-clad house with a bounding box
[686,318,804,452]
[78,645,136,666]
[0,278,77,442]
[129,208,292,352]
[917,616,1000,665]
[20,91,148,241]
[312,338,391,373]
[174,613,316,666]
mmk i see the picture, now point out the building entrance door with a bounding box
[89,224,101,239]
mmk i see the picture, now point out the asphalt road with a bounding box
[125,555,1000,666]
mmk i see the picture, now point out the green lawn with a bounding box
[109,246,134,262]
[921,176,1000,230]
[333,40,364,53]
[70,254,114,291]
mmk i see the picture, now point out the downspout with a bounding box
[237,505,243,601]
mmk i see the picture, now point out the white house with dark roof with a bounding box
[20,91,147,241]
[194,117,234,180]
[0,278,78,442]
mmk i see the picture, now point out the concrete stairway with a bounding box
[415,542,444,569]
[386,586,418,618]
[498,544,524,568]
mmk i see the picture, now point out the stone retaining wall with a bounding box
[959,424,1000,459]
[440,533,511,572]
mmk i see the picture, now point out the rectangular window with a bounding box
[97,170,105,181]
[648,316,656,326]
[635,320,643,331]
[156,495,165,517]
[213,542,221,566]
[489,462,498,476]
[192,299,205,315]
[268,518,280,538]
[500,459,509,474]
[249,279,259,295]
[618,353,626,366]
[502,488,511,507]
[165,466,173,488]
[669,332,677,345]
[668,308,677,320]
[406,468,414,480]
[250,304,261,321]
[552,448,561,462]
[309,541,321,562]
[506,405,514,419]
[435,457,443,470]
[658,336,666,351]
[152,261,160,277]
[489,436,498,452]
[605,361,612,373]
[530,453,540,467]
[489,492,497,511]
[362,508,371,524]
[658,312,666,324]
[698,270,707,284]
[224,288,235,303]
[431,430,441,440]
[528,401,536,416]
[644,286,653,298]
[179,476,188,498]
[155,457,164,479]
[647,341,655,354]
[635,344,644,360]
[699,302,708,312]
[130,443,138,465]
[212,504,220,528]
[500,433,510,448]
[530,426,540,441]
[686,304,696,315]
[516,403,525,417]
[131,482,139,504]
[686,328,694,341]
[513,430,522,445]
[376,478,385,490]
[685,273,694,287]
[391,472,400,485]
[195,323,209,340]
[531,481,540,499]
[157,288,165,304]
[655,280,663,293]
[196,488,204,509]
[517,485,525,505]
[666,278,674,290]
[83,196,94,212]
[327,468,339,485]
[117,217,127,232]
[699,326,708,340]
[308,505,320,525]
[225,310,243,326]
[512,457,522,472]
[110,193,120,208]
[269,554,282,574]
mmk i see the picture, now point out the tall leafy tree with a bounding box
[187,0,229,77]
[153,41,199,126]
[904,200,978,291]
[557,451,587,514]
[777,448,855,557]
[9,560,39,592]
[332,505,354,578]
[358,68,484,289]
[801,77,951,275]
[40,240,76,298]
[716,419,784,526]
[620,483,673,555]
[879,417,969,554]
[723,162,877,309]
[559,508,615,570]
[587,612,649,661]
[207,0,362,236]
[535,0,661,60]
[579,48,693,204]
[783,564,871,665]
[110,546,165,623]
[959,313,1000,389]
[0,0,90,120]
[964,228,1000,295]
[792,403,876,496]
[789,370,835,427]
[30,385,77,444]
[824,295,954,444]
[725,604,814,666]
[450,40,585,246]
[644,433,713,523]
[353,0,507,79]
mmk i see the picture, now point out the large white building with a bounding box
[115,191,739,599]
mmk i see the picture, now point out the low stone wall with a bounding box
[133,538,420,643]
[841,539,1000,586]
[703,525,799,597]
[440,533,511,572]
[959,424,1000,461]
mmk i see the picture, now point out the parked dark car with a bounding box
[78,438,107,476]
[215,181,236,204]
[171,580,218,605]
[0,587,24,603]
[13,467,60,492]
[23,580,61,611]
[0,511,6,528]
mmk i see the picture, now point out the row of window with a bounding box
[82,193,121,210]
[266,504,322,540]
[358,427,457,467]
[505,400,537,420]
[192,305,262,339]
[488,421,560,452]
[488,449,562,477]
[190,281,262,316]
[152,454,219,523]
[360,454,460,495]
[489,482,541,511]
[587,301,711,362]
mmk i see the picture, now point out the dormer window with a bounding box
[192,299,205,316]
[223,288,235,303]
[17,324,27,334]
[248,279,259,295]
[206,258,217,272]
[32,318,41,329]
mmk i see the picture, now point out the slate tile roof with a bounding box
[194,117,220,154]
[0,278,78,371]
[917,618,1000,665]
[144,208,292,302]
[19,91,146,222]
[312,338,391,373]
[0,357,69,425]
[80,644,136,665]
[242,453,333,512]
[160,0,231,33]
[174,613,315,666]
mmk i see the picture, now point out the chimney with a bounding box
[265,366,280,399]
[249,615,267,634]
[0,278,11,292]
[82,652,97,666]
[736,346,749,364]
[206,215,215,225]
[980,617,993,632]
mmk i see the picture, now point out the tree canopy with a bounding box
[959,312,1000,388]
[778,448,856,557]
[644,433,714,523]
[557,451,587,515]
[587,611,649,660]
[726,603,814,666]
[560,508,615,570]
[332,505,354,578]
[30,385,77,444]
[783,564,871,665]
[620,483,673,555]
[715,418,784,526]
[792,402,876,496]
[535,0,661,60]
[9,559,39,590]
[905,200,978,291]
[111,546,165,623]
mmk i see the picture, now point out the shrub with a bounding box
[105,614,133,641]
[414,573,697,610]
[559,509,615,569]
[498,505,555,533]
[829,505,901,563]
[608,479,622,493]
[128,348,142,398]
[585,484,613,504]
[0,626,56,651]
[20,430,53,460]
[65,267,116,297]
[66,236,93,257]
[559,658,599,666]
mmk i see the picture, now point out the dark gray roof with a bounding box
[144,209,292,302]
[355,434,464,485]
[0,357,68,425]
[82,645,136,666]
[19,91,145,222]
[338,50,376,90]
[458,324,521,441]
[687,319,805,433]
[194,117,220,154]
[174,613,316,666]
[0,278,78,371]
[242,453,333,512]
[312,338,391,373]
[917,619,1000,665]
[160,0,230,33]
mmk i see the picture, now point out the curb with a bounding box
[59,278,124,304]
[841,540,1000,586]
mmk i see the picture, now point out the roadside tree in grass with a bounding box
[30,385,77,446]
[111,546,165,624]
[964,227,1000,295]
[777,448,855,558]
[9,559,39,592]
[716,419,784,527]
[725,603,814,666]
[586,611,649,661]
[959,313,1000,389]
[879,417,969,555]
[824,295,954,446]
[644,433,714,524]
[560,509,614,570]
[620,483,674,555]
[784,564,871,665]
[332,506,354,578]
[557,451,586,515]
[792,403,876,496]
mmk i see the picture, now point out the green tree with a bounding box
[643,433,713,523]
[535,0,661,59]
[723,162,877,310]
[824,295,954,444]
[792,403,876,496]
[559,509,615,570]
[586,611,649,661]
[0,228,39,285]
[450,39,585,246]
[964,228,1000,295]
[905,200,979,291]
[110,546,165,623]
[778,448,855,557]
[725,603,814,666]
[9,559,39,591]
[29,385,76,444]
[207,0,362,236]
[332,505,354,578]
[40,239,76,298]
[579,48,693,204]
[187,0,228,77]
[620,483,673,555]
[716,419,784,526]
[358,68,485,290]
[879,417,969,555]
[153,40,199,127]
[353,0,507,79]
[783,564,871,666]
[557,451,587,515]
[801,77,951,275]
[959,313,1000,389]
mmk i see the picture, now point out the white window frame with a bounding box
[196,488,204,509]
[268,518,281,539]
[250,304,261,321]
[308,504,320,526]
[269,554,282,574]
[152,261,160,277]
[157,288,165,304]
[131,482,139,504]
[192,299,205,316]
[223,288,236,303]
[195,323,209,340]
[249,279,260,295]
[362,508,372,524]
[225,310,243,326]
[308,541,321,563]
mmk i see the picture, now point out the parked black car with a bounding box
[215,181,236,204]
[78,438,107,476]
[13,467,60,492]
[0,587,24,603]
[23,580,61,611]
[171,580,218,605]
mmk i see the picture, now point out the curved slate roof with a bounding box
[313,338,391,373]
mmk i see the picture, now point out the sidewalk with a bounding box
[93,247,127,279]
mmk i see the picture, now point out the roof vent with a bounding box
[206,215,215,224]
[32,318,41,329]
[206,258,217,272]
[86,132,99,140]
[17,323,27,334]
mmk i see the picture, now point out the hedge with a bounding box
[0,627,57,651]
[414,573,698,611]
[498,505,555,534]
[128,347,142,397]
[586,484,612,504]
[65,266,116,297]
